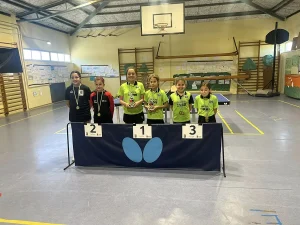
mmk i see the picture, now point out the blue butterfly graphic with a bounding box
[122,137,163,163]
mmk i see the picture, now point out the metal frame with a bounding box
[271,0,294,12]
[239,0,286,21]
[70,0,109,36]
[1,0,296,33]
[63,121,226,177]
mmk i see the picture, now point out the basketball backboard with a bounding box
[140,3,185,36]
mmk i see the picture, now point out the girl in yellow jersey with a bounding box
[144,74,168,124]
[194,82,218,124]
[117,67,145,124]
[168,77,194,124]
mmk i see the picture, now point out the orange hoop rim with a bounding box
[154,23,168,30]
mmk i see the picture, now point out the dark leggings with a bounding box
[198,115,216,125]
[123,112,144,124]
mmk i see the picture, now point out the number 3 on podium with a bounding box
[182,124,203,139]
[84,123,102,137]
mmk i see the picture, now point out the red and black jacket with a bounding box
[90,90,114,118]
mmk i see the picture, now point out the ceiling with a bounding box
[0,0,299,36]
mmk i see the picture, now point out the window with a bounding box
[50,52,58,61]
[41,51,50,61]
[58,53,65,62]
[23,49,31,60]
[31,50,41,60]
[23,49,71,62]
[285,41,292,52]
[65,54,71,62]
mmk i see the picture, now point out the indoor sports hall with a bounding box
[1,1,300,225]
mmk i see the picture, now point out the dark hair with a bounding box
[200,82,211,89]
[70,71,81,79]
[125,66,137,75]
[95,76,105,84]
[174,77,186,85]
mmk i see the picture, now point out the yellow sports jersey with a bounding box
[117,81,145,114]
[144,89,168,120]
[194,94,218,117]
[169,91,194,122]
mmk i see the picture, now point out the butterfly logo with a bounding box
[122,137,163,163]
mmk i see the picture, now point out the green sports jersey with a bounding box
[169,91,194,122]
[117,81,145,115]
[194,94,219,117]
[144,89,168,120]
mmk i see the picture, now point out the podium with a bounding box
[64,123,226,177]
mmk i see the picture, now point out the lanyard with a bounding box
[96,91,104,117]
[72,84,81,110]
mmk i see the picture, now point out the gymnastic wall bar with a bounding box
[187,60,233,62]
[156,37,239,60]
[156,51,238,59]
[160,75,250,82]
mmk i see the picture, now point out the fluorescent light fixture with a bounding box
[47,41,51,45]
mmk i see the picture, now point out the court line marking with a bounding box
[0,106,66,128]
[250,209,277,213]
[57,132,260,136]
[0,218,64,225]
[278,100,300,108]
[224,133,263,136]
[55,127,66,134]
[217,111,234,134]
[235,110,264,135]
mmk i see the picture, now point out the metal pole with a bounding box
[221,126,226,177]
[272,22,278,92]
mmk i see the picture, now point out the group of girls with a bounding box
[65,67,219,125]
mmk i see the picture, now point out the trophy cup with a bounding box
[149,99,154,111]
[129,94,135,107]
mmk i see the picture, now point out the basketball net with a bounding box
[154,23,168,33]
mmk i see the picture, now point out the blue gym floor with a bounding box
[0,94,299,225]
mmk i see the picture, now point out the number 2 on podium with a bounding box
[84,123,102,137]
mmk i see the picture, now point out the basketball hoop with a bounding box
[154,23,168,32]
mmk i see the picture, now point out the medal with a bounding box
[73,84,81,110]
[97,91,104,116]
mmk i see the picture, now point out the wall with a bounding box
[70,16,283,94]
[19,22,72,108]
[285,13,300,39]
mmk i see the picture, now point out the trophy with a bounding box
[129,94,135,107]
[149,99,154,111]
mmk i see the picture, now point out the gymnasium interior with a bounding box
[1,0,300,224]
